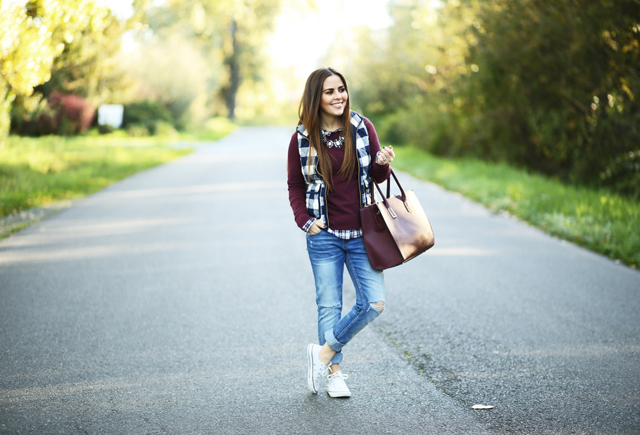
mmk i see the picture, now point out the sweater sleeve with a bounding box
[364,117,392,183]
[287,132,314,230]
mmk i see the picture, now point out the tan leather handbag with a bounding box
[360,169,435,270]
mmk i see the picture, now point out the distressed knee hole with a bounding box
[370,302,385,314]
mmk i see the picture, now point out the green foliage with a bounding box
[343,0,640,197]
[119,31,212,129]
[0,135,192,217]
[2,0,125,141]
[12,92,95,136]
[179,117,237,141]
[599,150,640,197]
[35,1,124,105]
[140,0,283,120]
[1,0,284,140]
[122,100,175,135]
[1,0,63,142]
[393,146,640,268]
[463,0,640,190]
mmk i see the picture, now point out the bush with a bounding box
[153,121,179,138]
[52,93,95,135]
[346,0,640,198]
[97,124,115,134]
[600,151,640,199]
[122,101,174,134]
[126,124,150,137]
[11,92,95,136]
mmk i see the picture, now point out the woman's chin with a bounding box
[322,106,346,118]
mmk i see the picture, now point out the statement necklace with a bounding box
[321,127,345,149]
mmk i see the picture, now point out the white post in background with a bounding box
[98,104,124,128]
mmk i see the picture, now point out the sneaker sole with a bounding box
[328,390,351,398]
[307,344,318,394]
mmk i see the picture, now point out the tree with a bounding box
[36,1,124,106]
[341,0,640,195]
[1,0,64,142]
[0,0,125,140]
[144,0,282,120]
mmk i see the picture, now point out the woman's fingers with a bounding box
[384,150,395,162]
[308,220,325,235]
[379,146,395,164]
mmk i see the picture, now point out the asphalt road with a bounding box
[1,127,638,434]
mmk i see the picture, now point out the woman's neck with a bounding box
[320,114,342,131]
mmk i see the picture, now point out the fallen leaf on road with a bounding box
[471,404,494,410]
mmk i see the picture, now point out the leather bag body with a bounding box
[360,169,434,270]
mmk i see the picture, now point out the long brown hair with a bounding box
[298,67,356,192]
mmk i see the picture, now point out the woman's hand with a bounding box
[377,146,395,165]
[307,220,326,235]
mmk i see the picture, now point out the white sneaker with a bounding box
[327,370,351,398]
[307,344,329,394]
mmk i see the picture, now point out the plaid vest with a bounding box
[296,111,373,227]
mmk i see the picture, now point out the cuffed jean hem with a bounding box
[325,301,382,353]
[329,352,343,365]
[324,330,346,353]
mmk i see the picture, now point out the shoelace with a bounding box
[319,364,331,377]
[327,371,348,381]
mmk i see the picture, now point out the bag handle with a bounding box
[370,169,406,203]
[369,169,411,218]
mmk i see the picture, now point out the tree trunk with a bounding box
[225,19,239,120]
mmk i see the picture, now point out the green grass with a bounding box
[177,117,237,141]
[392,146,640,269]
[84,116,237,142]
[0,135,193,217]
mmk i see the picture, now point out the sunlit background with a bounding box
[91,0,392,124]
[0,0,638,268]
[103,0,391,77]
[1,0,638,198]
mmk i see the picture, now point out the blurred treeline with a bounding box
[342,0,640,197]
[0,0,282,141]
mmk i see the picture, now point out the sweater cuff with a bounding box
[302,218,316,232]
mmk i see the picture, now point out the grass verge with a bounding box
[392,146,639,269]
[0,135,193,219]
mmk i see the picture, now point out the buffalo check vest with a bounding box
[296,111,373,227]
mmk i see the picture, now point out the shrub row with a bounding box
[11,96,178,137]
[348,0,640,198]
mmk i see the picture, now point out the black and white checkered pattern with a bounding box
[296,111,373,229]
[327,228,363,240]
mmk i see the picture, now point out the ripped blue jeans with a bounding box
[306,230,386,365]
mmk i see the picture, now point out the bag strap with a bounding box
[386,176,391,199]
[369,169,406,204]
[369,169,410,218]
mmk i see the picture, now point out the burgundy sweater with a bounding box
[287,117,391,231]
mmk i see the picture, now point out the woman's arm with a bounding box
[287,133,318,231]
[364,118,393,183]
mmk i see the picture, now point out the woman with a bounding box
[287,67,395,397]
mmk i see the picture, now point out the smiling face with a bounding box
[319,74,348,125]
